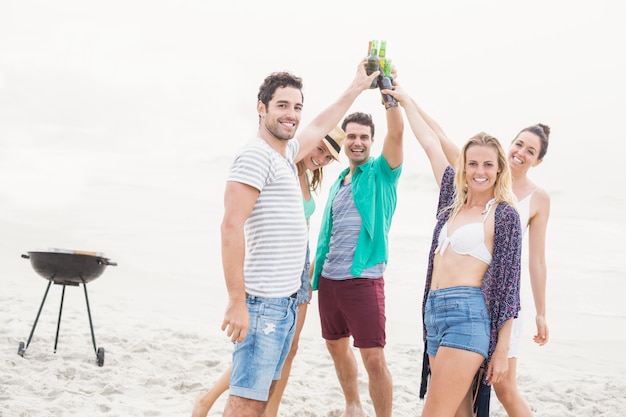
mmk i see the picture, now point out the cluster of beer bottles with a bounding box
[366,40,398,110]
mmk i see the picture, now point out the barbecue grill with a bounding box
[18,249,117,366]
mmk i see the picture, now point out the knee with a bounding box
[325,338,350,357]
[361,350,388,376]
[493,380,518,405]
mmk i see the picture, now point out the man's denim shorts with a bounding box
[425,286,490,359]
[229,294,298,401]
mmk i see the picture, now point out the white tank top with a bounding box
[517,190,536,233]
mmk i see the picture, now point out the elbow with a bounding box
[221,217,242,237]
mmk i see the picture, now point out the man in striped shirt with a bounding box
[312,101,404,416]
[219,60,378,417]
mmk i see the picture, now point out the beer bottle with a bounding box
[378,40,387,69]
[366,40,380,89]
[366,40,380,75]
[378,58,398,110]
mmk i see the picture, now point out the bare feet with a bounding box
[341,404,369,417]
[191,391,211,417]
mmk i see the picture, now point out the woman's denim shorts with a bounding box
[294,244,311,305]
[424,286,490,359]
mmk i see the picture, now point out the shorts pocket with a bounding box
[480,307,491,337]
[424,301,439,336]
[259,302,290,321]
[435,301,459,314]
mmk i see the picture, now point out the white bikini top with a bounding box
[435,199,496,265]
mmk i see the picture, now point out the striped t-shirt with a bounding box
[227,138,307,298]
[321,183,385,279]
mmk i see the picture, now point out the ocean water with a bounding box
[307,126,626,350]
[2,1,623,344]
[2,127,624,345]
[1,135,623,417]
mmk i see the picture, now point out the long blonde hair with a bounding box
[447,132,517,220]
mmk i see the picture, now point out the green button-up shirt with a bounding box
[312,155,402,290]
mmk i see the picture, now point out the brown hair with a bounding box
[296,161,324,193]
[257,71,304,110]
[341,112,375,138]
[514,123,551,160]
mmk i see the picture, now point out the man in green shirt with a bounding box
[312,103,404,417]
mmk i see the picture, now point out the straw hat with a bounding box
[322,125,347,161]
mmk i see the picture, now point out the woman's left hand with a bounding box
[534,315,549,345]
[485,348,509,385]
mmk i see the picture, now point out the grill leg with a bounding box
[82,283,98,355]
[24,280,53,350]
[54,284,67,353]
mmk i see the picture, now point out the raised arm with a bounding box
[383,84,448,186]
[409,97,460,166]
[381,104,404,169]
[295,59,378,163]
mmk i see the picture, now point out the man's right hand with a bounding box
[221,299,250,343]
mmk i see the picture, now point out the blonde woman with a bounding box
[435,119,551,417]
[385,85,522,417]
[398,88,551,416]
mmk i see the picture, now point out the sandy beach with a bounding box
[2,1,626,415]
[1,144,625,416]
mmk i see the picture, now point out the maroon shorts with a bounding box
[318,276,386,348]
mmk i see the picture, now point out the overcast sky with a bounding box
[1,0,625,197]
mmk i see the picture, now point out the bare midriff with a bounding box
[430,250,489,290]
